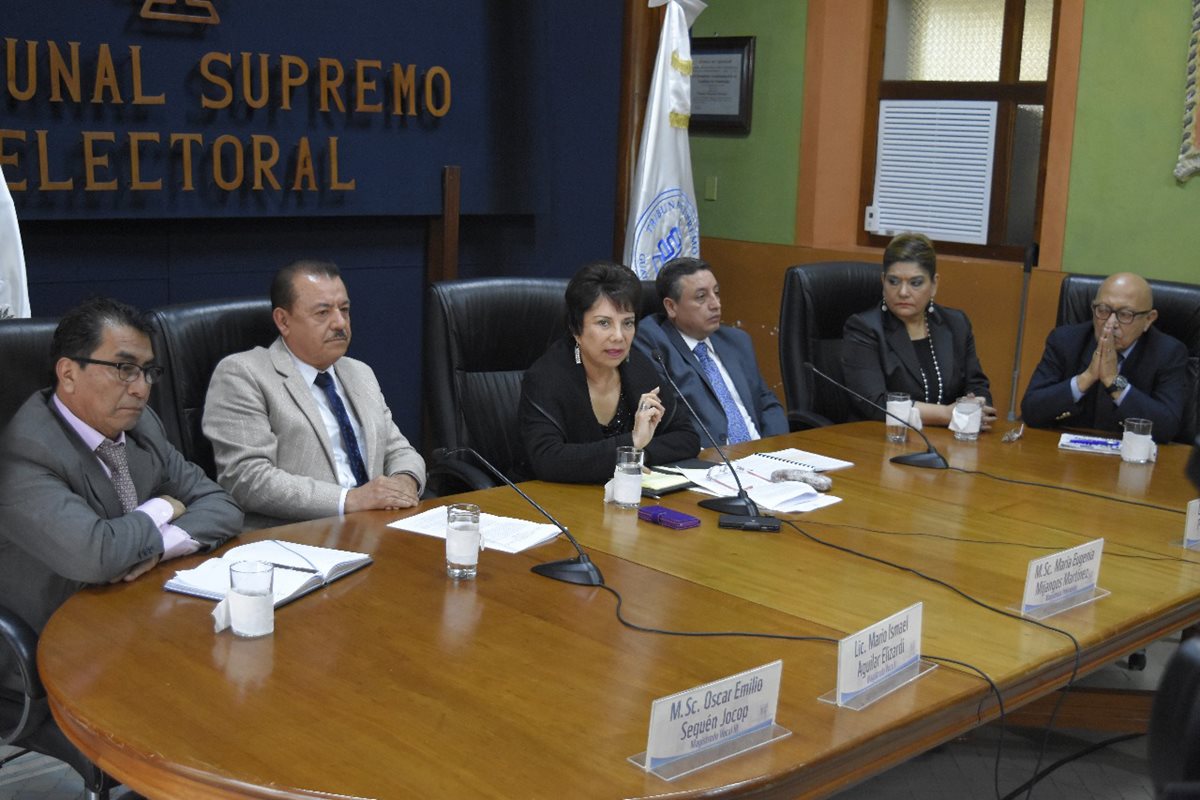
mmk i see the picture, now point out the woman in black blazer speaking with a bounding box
[518,261,699,482]
[841,232,995,429]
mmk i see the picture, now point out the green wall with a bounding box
[689,0,807,244]
[1063,1,1199,282]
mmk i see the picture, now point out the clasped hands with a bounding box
[1077,316,1121,394]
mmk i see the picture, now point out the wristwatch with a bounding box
[1104,375,1129,394]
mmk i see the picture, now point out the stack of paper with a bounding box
[388,507,560,553]
[672,462,841,514]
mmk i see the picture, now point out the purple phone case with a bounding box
[637,505,700,529]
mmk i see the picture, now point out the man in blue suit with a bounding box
[1021,272,1188,443]
[634,258,787,446]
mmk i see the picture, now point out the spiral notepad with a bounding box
[738,448,854,474]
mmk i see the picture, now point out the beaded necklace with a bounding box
[918,313,944,404]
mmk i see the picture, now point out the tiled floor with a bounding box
[0,643,1173,800]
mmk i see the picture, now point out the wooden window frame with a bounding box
[859,0,1060,261]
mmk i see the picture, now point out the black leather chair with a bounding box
[1056,273,1200,443]
[778,262,882,429]
[638,279,661,320]
[0,604,116,799]
[148,297,277,479]
[424,278,570,492]
[0,317,59,424]
[1149,637,1200,798]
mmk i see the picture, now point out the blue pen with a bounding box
[1067,437,1120,448]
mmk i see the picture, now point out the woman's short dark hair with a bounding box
[882,232,937,278]
[564,261,641,335]
[51,296,154,364]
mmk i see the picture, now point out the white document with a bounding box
[675,463,841,514]
[388,507,559,554]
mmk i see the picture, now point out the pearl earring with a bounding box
[928,301,935,314]
[881,301,888,313]
[574,342,581,364]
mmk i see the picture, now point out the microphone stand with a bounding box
[805,363,949,470]
[1007,242,1039,421]
[651,351,779,529]
[435,447,604,586]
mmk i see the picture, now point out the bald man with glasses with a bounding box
[1021,272,1189,442]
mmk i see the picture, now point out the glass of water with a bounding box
[446,503,482,579]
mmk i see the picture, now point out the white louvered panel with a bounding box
[867,100,997,245]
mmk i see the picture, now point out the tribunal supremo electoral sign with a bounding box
[0,1,509,218]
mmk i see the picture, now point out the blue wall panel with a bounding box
[7,2,624,449]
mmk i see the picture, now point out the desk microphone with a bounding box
[432,447,604,586]
[804,363,949,470]
[650,350,779,531]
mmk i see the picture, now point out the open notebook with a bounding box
[164,539,372,608]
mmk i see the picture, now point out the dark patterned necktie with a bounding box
[693,342,751,445]
[314,371,369,486]
[95,439,137,513]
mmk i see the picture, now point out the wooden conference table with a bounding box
[37,423,1200,799]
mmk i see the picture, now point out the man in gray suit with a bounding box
[633,257,788,446]
[0,297,242,651]
[203,260,425,529]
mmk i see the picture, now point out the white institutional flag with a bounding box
[623,0,705,279]
[0,176,30,318]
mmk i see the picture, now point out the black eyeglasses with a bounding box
[72,357,165,385]
[1091,303,1152,325]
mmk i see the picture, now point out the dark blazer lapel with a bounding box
[44,395,127,517]
[665,322,717,396]
[123,433,157,502]
[884,315,924,389]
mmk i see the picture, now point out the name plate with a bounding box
[835,602,925,707]
[1186,499,1200,549]
[1021,538,1106,618]
[634,660,785,779]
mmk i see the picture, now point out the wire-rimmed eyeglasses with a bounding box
[72,357,165,385]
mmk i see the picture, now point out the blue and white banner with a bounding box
[0,179,30,318]
[622,0,704,279]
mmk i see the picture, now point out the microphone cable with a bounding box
[593,578,1011,800]
[946,464,1188,515]
[806,520,1200,566]
[780,517,1083,800]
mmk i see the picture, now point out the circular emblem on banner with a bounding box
[630,188,700,279]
